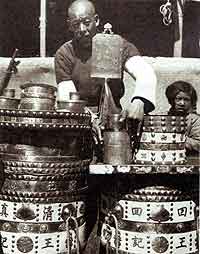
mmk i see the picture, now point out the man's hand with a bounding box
[119,99,144,122]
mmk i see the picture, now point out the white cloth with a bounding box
[57,80,77,101]
[125,56,157,107]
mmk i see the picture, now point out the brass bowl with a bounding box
[57,100,86,113]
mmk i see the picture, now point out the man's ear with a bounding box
[94,14,100,27]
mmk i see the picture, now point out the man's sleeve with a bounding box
[54,45,73,84]
[122,40,140,66]
[122,40,156,113]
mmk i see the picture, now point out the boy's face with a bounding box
[174,91,192,114]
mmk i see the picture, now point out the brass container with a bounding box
[0,109,92,254]
[103,114,132,165]
[100,177,199,254]
[19,83,57,111]
[103,131,132,165]
[2,88,15,98]
[0,97,19,109]
[130,115,187,165]
[19,97,55,110]
[57,100,86,113]
[57,92,87,113]
[20,83,57,98]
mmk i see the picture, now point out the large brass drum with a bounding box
[99,175,199,254]
[131,115,187,165]
[0,109,92,254]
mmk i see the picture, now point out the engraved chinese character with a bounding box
[178,207,187,217]
[132,208,142,216]
[0,203,8,217]
[176,237,187,249]
[43,206,54,221]
[42,238,54,249]
[132,236,144,248]
[1,237,8,248]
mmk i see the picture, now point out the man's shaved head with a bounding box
[67,0,99,48]
[68,0,96,19]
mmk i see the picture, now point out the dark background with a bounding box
[0,0,199,57]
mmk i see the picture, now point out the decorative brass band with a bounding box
[128,115,187,133]
[135,149,186,165]
[0,154,89,162]
[0,187,88,203]
[2,178,87,192]
[4,173,87,181]
[0,194,87,204]
[101,187,195,202]
[0,121,91,130]
[0,109,90,119]
[1,186,88,197]
[0,217,85,233]
[0,144,80,157]
[21,92,56,99]
[128,186,188,197]
[20,83,57,92]
[100,246,198,254]
[0,109,91,129]
[3,159,90,176]
[89,164,199,174]
[4,166,89,176]
[19,98,56,111]
[139,132,185,143]
[136,115,186,133]
[1,227,86,254]
[99,216,197,234]
[143,115,186,124]
[100,224,198,254]
[3,159,90,168]
[113,193,193,202]
[139,143,185,150]
[133,159,186,166]
[141,125,186,133]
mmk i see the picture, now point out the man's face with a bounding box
[68,7,98,48]
[174,91,192,114]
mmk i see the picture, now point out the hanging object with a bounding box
[160,0,173,26]
[91,23,123,79]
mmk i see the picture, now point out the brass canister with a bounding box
[103,114,132,165]
[57,92,87,113]
[19,83,57,111]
